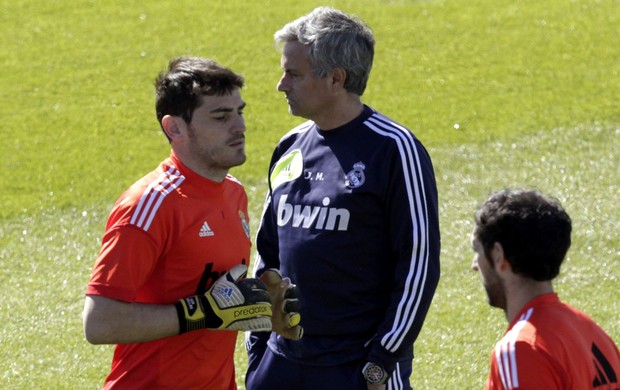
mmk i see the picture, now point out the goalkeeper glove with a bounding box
[259,269,303,340]
[176,264,272,333]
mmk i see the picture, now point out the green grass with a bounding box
[1,0,618,388]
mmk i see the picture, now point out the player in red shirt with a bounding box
[471,189,620,389]
[83,57,299,389]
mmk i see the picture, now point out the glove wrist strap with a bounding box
[175,295,209,334]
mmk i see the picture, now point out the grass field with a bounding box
[1,0,618,388]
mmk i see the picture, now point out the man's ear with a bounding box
[491,242,509,271]
[491,242,510,269]
[161,115,186,141]
[330,67,347,90]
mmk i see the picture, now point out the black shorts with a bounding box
[246,347,413,390]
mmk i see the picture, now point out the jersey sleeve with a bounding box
[252,141,289,278]
[367,136,441,371]
[486,339,565,389]
[86,223,160,302]
[253,193,280,276]
[246,146,285,360]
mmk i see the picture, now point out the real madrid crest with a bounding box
[238,210,251,238]
[345,161,366,189]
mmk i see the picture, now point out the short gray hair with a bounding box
[274,6,375,96]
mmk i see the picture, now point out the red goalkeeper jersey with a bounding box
[86,152,251,389]
[486,293,620,390]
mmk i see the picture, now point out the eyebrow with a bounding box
[209,101,246,114]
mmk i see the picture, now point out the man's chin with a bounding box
[236,154,247,166]
[288,107,310,120]
[487,295,507,311]
[227,154,247,169]
[288,104,302,116]
[488,300,504,310]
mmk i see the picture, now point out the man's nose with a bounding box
[471,257,479,271]
[277,75,289,92]
[232,115,246,133]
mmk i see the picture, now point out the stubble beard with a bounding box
[485,278,507,311]
[187,126,246,172]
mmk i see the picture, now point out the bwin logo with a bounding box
[277,195,350,231]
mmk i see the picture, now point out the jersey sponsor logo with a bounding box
[199,221,215,237]
[194,260,247,295]
[276,194,350,231]
[345,161,366,189]
[270,149,303,190]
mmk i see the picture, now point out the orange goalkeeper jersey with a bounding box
[486,293,620,390]
[86,152,251,389]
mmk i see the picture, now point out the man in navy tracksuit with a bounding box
[246,7,440,390]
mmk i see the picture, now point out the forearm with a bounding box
[83,295,179,345]
[368,245,440,369]
[84,265,273,344]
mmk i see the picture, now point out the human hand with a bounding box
[176,264,272,333]
[260,269,303,340]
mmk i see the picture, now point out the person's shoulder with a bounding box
[125,162,183,200]
[224,173,245,191]
[108,162,184,225]
[113,170,157,206]
[363,108,414,137]
[498,303,557,347]
[361,108,436,166]
[494,316,548,366]
[527,297,590,328]
[510,299,601,348]
[361,109,432,155]
[556,301,618,341]
[279,120,314,143]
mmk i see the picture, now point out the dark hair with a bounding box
[274,6,374,96]
[154,56,244,138]
[474,189,572,281]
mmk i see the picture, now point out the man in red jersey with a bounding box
[471,189,620,390]
[83,57,300,389]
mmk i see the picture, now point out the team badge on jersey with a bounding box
[271,149,303,190]
[345,161,366,189]
[239,210,250,238]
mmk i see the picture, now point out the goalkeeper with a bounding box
[82,56,301,390]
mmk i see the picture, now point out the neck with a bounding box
[187,161,228,182]
[313,95,364,130]
[172,152,228,183]
[504,278,553,323]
